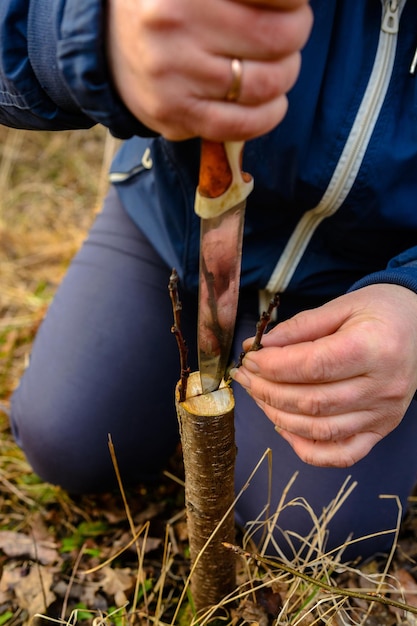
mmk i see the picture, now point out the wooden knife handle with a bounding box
[194,140,253,219]
[199,140,235,198]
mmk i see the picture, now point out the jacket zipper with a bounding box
[109,146,153,183]
[262,0,405,302]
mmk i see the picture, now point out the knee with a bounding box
[10,385,112,492]
[10,383,179,494]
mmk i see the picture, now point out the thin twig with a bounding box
[250,293,280,352]
[168,269,190,402]
[228,293,280,378]
[108,435,150,616]
[223,543,417,616]
[60,543,86,620]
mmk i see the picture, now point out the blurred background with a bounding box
[0,125,117,402]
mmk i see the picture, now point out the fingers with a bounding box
[255,394,395,441]
[107,0,313,140]
[239,327,371,386]
[197,54,302,106]
[231,332,407,446]
[234,285,417,469]
[241,298,352,355]
[241,376,375,420]
[198,0,313,62]
[183,93,291,143]
[233,363,403,440]
[237,375,403,467]
[249,387,398,468]
[238,0,309,7]
[275,429,384,468]
[247,297,355,352]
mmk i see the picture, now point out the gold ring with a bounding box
[225,58,243,102]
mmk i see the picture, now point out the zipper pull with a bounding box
[411,48,417,75]
[382,0,400,34]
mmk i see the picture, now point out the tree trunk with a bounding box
[176,371,236,614]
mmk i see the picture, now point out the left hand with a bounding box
[231,284,417,467]
[106,0,312,140]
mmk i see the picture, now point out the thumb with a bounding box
[261,296,353,348]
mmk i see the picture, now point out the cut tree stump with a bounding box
[176,371,236,614]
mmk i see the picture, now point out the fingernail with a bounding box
[243,353,259,374]
[274,425,281,435]
[229,367,251,390]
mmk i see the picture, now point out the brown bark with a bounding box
[175,372,236,614]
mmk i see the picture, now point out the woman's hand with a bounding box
[106,0,313,140]
[232,284,417,467]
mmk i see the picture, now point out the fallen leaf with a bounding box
[392,568,417,608]
[388,567,417,624]
[236,599,269,626]
[134,502,165,525]
[255,586,282,618]
[0,531,59,564]
[98,566,135,607]
[174,521,188,542]
[0,565,20,604]
[10,565,55,615]
[116,531,162,555]
[29,512,54,543]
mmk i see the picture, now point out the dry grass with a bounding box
[0,125,116,398]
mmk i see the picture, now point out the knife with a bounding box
[194,140,254,394]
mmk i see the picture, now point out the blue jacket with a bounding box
[2,0,417,303]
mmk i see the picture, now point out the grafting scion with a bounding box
[168,269,190,402]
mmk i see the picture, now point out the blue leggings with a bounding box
[11,187,417,560]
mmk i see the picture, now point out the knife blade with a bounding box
[195,140,254,394]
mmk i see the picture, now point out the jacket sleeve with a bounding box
[0,0,152,138]
[349,246,417,296]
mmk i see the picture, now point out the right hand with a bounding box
[106,0,313,141]
[232,285,417,468]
